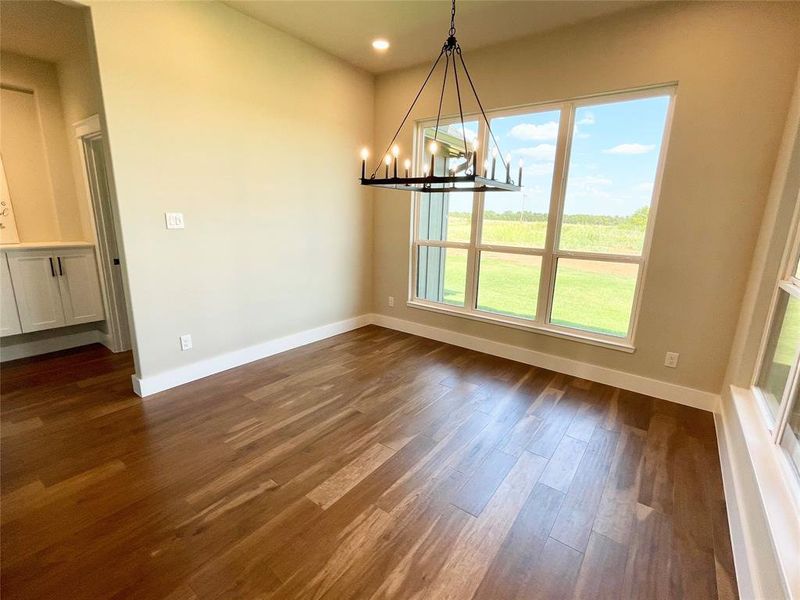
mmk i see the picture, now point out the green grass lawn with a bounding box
[760,295,800,404]
[437,216,641,337]
[443,253,635,336]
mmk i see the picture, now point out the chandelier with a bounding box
[359,0,521,194]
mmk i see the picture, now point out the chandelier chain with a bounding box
[433,53,450,145]
[451,53,469,165]
[367,0,513,184]
[457,48,510,172]
[369,48,445,178]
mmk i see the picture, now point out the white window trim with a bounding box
[727,385,800,599]
[407,85,677,353]
[752,190,800,461]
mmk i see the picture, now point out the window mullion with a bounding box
[464,191,481,312]
[552,250,644,264]
[464,124,489,313]
[539,103,574,326]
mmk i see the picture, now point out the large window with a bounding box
[754,216,800,479]
[410,88,674,349]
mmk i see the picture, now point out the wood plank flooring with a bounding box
[0,325,738,599]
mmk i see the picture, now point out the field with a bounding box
[759,294,800,406]
[446,214,645,255]
[435,215,642,337]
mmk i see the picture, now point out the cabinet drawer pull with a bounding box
[49,257,55,277]
[57,257,63,276]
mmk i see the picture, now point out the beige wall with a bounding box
[87,1,374,379]
[57,8,103,247]
[725,66,800,390]
[0,52,86,242]
[372,1,800,393]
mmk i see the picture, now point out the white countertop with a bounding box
[1,241,95,250]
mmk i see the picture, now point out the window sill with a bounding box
[407,300,636,353]
[727,386,800,597]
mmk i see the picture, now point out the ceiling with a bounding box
[223,1,651,74]
[0,1,89,65]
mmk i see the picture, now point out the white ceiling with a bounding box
[223,1,652,74]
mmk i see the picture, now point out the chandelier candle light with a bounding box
[358,0,521,194]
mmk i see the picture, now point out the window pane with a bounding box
[418,121,478,243]
[550,259,638,337]
[418,194,472,243]
[415,246,467,307]
[477,252,541,320]
[756,291,800,413]
[560,96,670,255]
[780,388,800,478]
[482,110,561,249]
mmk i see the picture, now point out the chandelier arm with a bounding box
[370,48,445,178]
[451,49,470,165]
[432,52,451,144]
[457,49,510,172]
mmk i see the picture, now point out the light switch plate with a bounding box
[664,352,679,368]
[180,334,192,351]
[165,212,185,229]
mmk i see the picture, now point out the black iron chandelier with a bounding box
[359,0,521,194]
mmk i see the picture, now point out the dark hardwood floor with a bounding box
[0,325,737,599]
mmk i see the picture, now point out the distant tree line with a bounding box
[451,206,649,228]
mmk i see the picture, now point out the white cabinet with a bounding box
[7,250,65,332]
[3,245,104,335]
[56,249,105,325]
[0,253,22,336]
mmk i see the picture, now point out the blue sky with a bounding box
[484,95,670,216]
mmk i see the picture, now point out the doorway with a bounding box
[75,115,131,353]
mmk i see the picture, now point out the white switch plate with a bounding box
[388,296,395,307]
[165,212,185,229]
[180,334,192,351]
[664,352,679,368]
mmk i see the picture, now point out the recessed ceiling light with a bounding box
[372,39,390,51]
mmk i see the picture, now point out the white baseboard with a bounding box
[371,313,720,413]
[714,410,757,600]
[132,314,372,397]
[0,329,104,362]
[132,311,720,413]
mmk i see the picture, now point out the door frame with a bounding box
[73,114,130,353]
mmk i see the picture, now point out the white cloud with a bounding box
[633,181,654,193]
[581,175,613,186]
[516,144,556,161]
[577,112,595,126]
[565,175,614,202]
[509,121,559,141]
[525,162,555,177]
[603,143,655,155]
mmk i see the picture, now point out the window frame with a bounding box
[753,192,800,454]
[408,85,677,352]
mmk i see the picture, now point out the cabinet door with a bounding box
[56,248,105,326]
[7,250,65,332]
[0,253,22,336]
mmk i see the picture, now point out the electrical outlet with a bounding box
[180,334,192,351]
[664,352,679,368]
[165,212,185,229]
[388,296,395,307]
